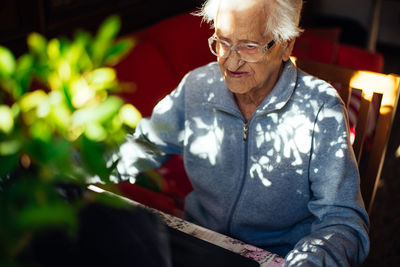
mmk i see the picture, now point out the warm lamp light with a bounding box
[350,71,399,106]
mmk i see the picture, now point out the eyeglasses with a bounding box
[208,35,276,63]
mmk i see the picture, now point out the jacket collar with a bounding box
[206,60,298,118]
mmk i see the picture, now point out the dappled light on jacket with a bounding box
[115,60,369,263]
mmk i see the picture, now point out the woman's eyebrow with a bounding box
[215,34,231,42]
[216,35,261,44]
[237,39,262,45]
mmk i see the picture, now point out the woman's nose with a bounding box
[222,49,244,70]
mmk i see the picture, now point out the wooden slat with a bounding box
[353,92,373,163]
[364,87,400,212]
[341,85,352,108]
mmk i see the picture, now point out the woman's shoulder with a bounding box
[295,68,344,107]
[182,62,226,100]
[186,61,222,83]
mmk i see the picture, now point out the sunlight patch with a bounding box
[154,96,173,114]
[335,149,344,158]
[269,113,278,123]
[302,75,322,89]
[318,83,337,96]
[286,251,308,263]
[184,120,194,146]
[255,123,264,148]
[274,134,281,152]
[294,126,311,153]
[276,113,312,166]
[196,73,207,80]
[396,145,400,158]
[265,132,272,142]
[261,178,272,186]
[249,157,272,187]
[207,92,215,102]
[319,108,343,124]
[189,117,224,165]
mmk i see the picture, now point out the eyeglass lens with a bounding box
[209,38,266,62]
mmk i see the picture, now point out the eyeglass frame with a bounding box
[208,35,276,63]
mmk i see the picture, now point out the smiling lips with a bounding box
[227,69,250,78]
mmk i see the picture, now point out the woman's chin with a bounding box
[228,88,252,96]
[225,82,251,95]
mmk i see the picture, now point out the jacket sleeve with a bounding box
[284,102,370,266]
[112,75,188,182]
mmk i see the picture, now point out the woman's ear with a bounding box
[282,38,296,62]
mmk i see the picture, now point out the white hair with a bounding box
[195,0,303,42]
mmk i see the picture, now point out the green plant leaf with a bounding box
[26,137,69,166]
[27,32,47,55]
[0,105,14,134]
[85,122,107,141]
[72,96,122,126]
[119,103,142,129]
[97,15,121,43]
[73,30,93,71]
[0,46,16,77]
[49,92,72,132]
[58,37,72,57]
[0,15,141,264]
[92,15,121,66]
[88,67,116,85]
[0,140,20,156]
[80,136,108,180]
[63,84,75,111]
[19,90,48,112]
[0,153,19,179]
[15,54,34,95]
[47,38,60,60]
[30,120,53,141]
[17,202,77,230]
[104,38,135,66]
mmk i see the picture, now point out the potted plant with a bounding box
[0,16,171,266]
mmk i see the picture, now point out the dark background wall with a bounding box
[0,0,203,56]
[1,0,399,266]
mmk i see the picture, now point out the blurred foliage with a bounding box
[0,15,141,264]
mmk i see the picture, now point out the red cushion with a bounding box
[118,182,178,215]
[156,155,193,198]
[300,27,341,43]
[146,12,215,81]
[337,44,384,72]
[292,36,338,64]
[115,38,178,117]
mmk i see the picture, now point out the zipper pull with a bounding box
[243,123,248,141]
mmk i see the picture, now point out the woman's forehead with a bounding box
[215,0,270,35]
[217,0,268,13]
[215,4,269,42]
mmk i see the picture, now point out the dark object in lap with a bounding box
[23,203,172,267]
[167,226,259,267]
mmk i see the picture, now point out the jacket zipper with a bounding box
[243,122,249,141]
[227,120,249,236]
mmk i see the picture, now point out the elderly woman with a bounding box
[115,0,370,265]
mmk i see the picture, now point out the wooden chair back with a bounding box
[291,57,400,214]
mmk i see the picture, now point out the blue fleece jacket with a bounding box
[116,60,370,266]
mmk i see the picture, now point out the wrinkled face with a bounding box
[215,0,294,96]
